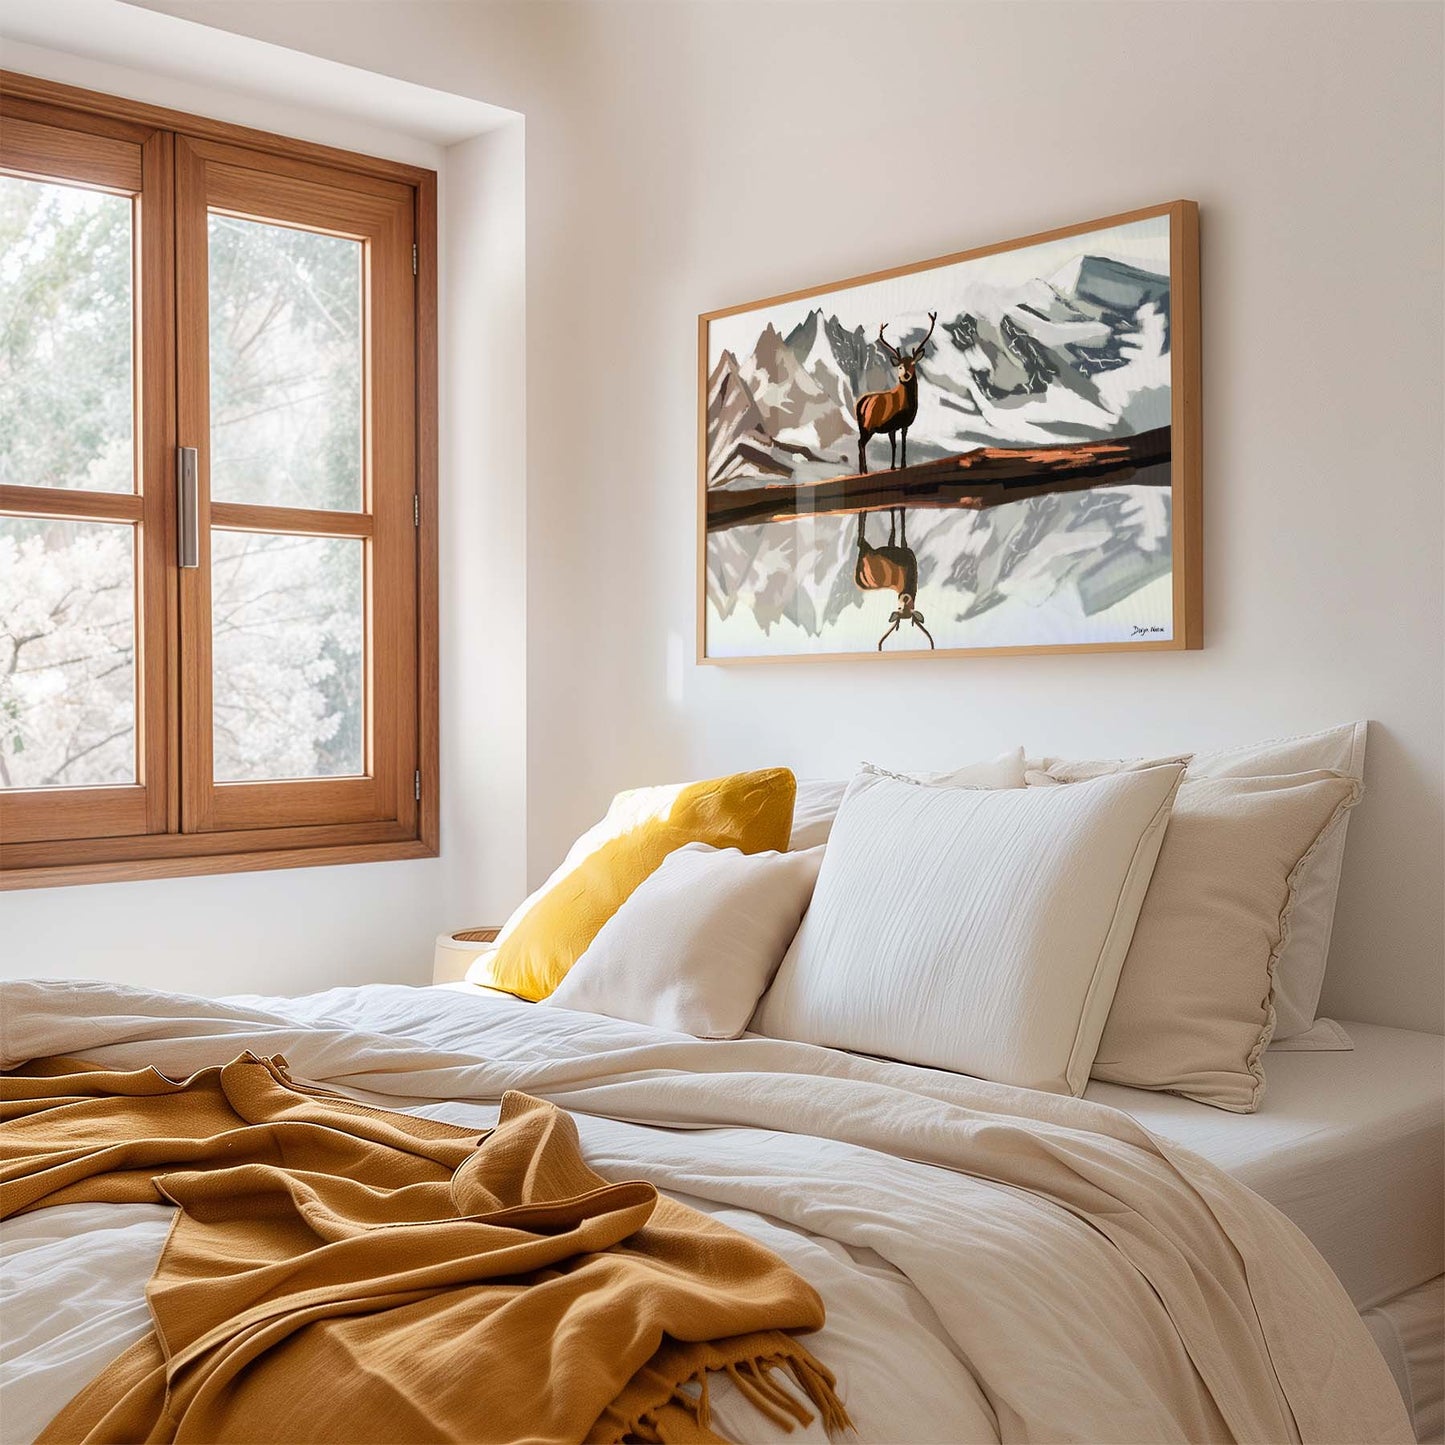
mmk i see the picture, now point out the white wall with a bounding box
[0,19,527,994]
[435,122,529,948]
[7,2,1444,1032]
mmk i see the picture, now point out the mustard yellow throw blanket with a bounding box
[1,1054,849,1445]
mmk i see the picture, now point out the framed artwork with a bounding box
[697,200,1200,662]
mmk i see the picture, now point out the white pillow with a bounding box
[542,843,824,1038]
[789,747,1025,850]
[789,781,850,851]
[755,763,1184,1094]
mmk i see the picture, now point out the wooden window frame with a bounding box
[0,73,439,890]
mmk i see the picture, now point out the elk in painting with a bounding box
[855,312,936,474]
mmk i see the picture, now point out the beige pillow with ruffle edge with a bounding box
[1028,723,1369,1041]
[1031,765,1360,1110]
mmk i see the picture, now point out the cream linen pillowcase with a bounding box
[1067,771,1361,1110]
[1188,723,1367,1037]
[755,762,1184,1095]
[542,843,825,1038]
[1030,723,1368,1040]
[789,747,1025,849]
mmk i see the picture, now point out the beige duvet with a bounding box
[0,979,1414,1444]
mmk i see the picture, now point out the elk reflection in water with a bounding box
[855,509,934,651]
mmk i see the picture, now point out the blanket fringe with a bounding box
[599,1335,853,1444]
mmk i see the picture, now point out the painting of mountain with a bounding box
[699,203,1201,660]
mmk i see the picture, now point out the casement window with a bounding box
[0,74,438,888]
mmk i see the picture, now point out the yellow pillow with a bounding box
[478,768,797,1002]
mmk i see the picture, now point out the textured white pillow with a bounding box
[542,843,824,1038]
[756,763,1184,1094]
[1029,723,1368,1039]
[788,747,1025,850]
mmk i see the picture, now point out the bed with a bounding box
[2,979,1438,1444]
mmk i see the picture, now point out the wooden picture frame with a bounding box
[697,200,1201,663]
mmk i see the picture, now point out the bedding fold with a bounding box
[0,1052,845,1445]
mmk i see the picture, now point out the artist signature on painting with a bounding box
[1131,625,1167,637]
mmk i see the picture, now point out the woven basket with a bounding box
[450,927,501,945]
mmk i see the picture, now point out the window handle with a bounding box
[177,447,199,568]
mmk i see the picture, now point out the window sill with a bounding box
[0,837,438,891]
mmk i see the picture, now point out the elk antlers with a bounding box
[911,311,938,358]
[877,609,936,652]
[876,312,938,365]
[878,597,936,651]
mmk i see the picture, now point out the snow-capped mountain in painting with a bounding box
[706,251,1172,489]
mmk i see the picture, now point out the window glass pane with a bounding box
[0,177,134,493]
[208,216,363,512]
[0,517,136,787]
[212,530,364,781]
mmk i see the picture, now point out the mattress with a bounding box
[1086,1020,1444,1310]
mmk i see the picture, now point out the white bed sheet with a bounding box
[1085,1020,1445,1310]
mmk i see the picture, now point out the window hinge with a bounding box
[413,493,420,527]
[412,243,418,276]
[414,769,422,802]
